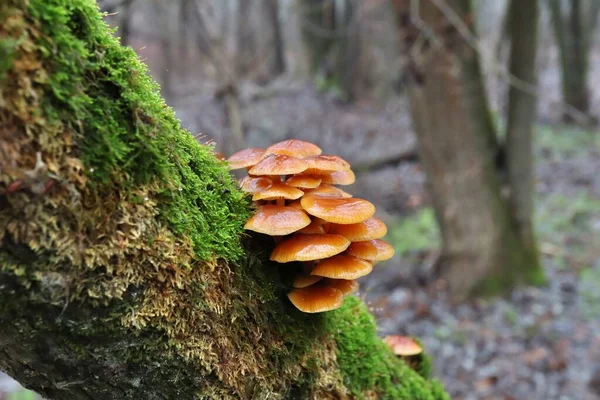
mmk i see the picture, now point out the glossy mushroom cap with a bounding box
[328,217,387,241]
[310,255,373,280]
[248,154,309,176]
[324,279,359,295]
[252,183,304,201]
[264,139,322,158]
[347,239,395,261]
[303,155,351,174]
[244,205,311,236]
[301,194,375,224]
[308,184,353,198]
[383,336,423,356]
[319,170,355,185]
[292,274,324,289]
[227,148,265,170]
[285,175,322,189]
[298,218,328,234]
[239,176,273,193]
[287,286,344,313]
[270,234,350,262]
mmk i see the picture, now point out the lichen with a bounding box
[0,0,447,398]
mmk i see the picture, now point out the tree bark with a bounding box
[299,0,360,100]
[505,0,540,266]
[391,0,544,299]
[548,0,592,121]
[264,0,286,78]
[0,1,448,399]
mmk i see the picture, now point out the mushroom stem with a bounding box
[276,198,285,207]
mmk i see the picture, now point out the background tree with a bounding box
[299,0,362,100]
[0,0,448,399]
[390,0,545,299]
[548,0,600,122]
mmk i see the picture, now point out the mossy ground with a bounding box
[0,0,447,398]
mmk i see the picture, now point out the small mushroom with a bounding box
[270,234,350,262]
[301,194,375,224]
[319,170,355,185]
[323,279,359,295]
[244,205,311,236]
[328,217,387,241]
[248,154,309,177]
[287,286,344,313]
[285,175,322,189]
[308,184,353,198]
[239,176,273,193]
[227,148,265,170]
[303,155,351,174]
[292,274,324,289]
[310,255,372,280]
[264,139,322,158]
[298,218,328,234]
[252,183,304,202]
[347,239,395,261]
[383,336,423,356]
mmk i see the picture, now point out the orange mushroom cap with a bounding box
[248,154,309,176]
[319,170,355,185]
[309,184,353,199]
[303,155,351,174]
[323,279,359,295]
[284,175,322,189]
[264,139,322,158]
[227,148,265,169]
[300,194,375,224]
[298,218,328,234]
[239,176,273,193]
[252,183,304,201]
[383,336,423,356]
[292,274,324,289]
[310,255,373,280]
[287,286,344,313]
[270,234,350,263]
[287,199,303,210]
[244,205,311,236]
[347,239,395,261]
[328,217,387,241]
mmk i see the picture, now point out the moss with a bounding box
[0,0,447,398]
[326,297,448,400]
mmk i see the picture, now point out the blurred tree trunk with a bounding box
[119,0,134,46]
[506,0,540,268]
[265,0,286,77]
[237,0,257,76]
[334,0,361,101]
[391,0,544,299]
[184,0,245,154]
[299,0,361,101]
[548,0,597,122]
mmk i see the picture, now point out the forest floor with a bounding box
[362,125,600,400]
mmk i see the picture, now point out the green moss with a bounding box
[327,297,448,400]
[0,0,447,398]
[25,0,249,261]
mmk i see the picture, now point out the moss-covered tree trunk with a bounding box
[390,0,544,299]
[0,1,447,399]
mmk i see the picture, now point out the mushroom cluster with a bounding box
[227,139,395,313]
